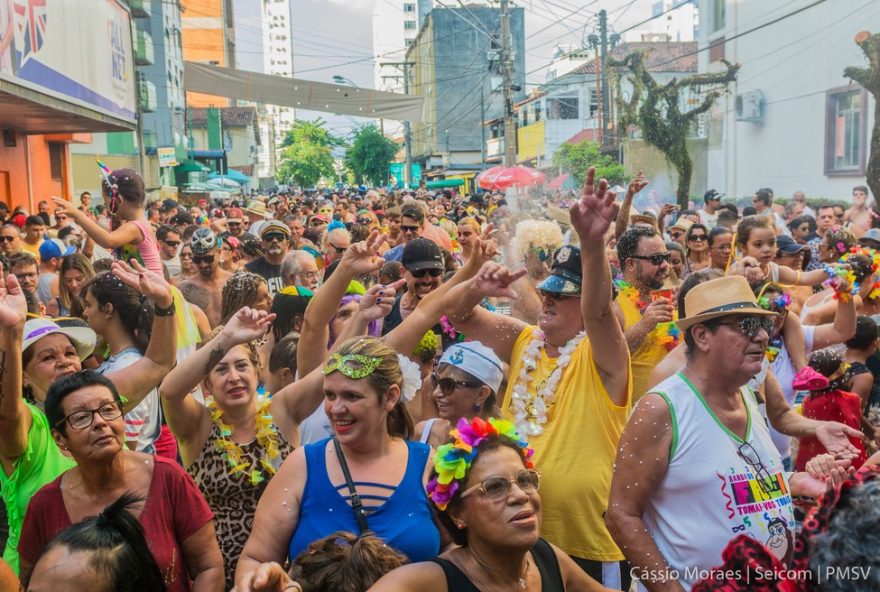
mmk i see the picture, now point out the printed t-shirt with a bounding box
[245,256,284,297]
[501,325,632,561]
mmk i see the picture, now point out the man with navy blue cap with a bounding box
[442,167,633,589]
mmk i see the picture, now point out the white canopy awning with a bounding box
[184,62,424,122]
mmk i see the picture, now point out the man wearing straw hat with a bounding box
[606,275,846,591]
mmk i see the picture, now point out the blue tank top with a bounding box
[288,438,440,563]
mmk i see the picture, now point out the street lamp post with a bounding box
[333,75,384,135]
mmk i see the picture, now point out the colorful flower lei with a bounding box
[208,399,283,486]
[426,417,534,511]
[757,292,791,312]
[840,246,880,300]
[822,264,858,302]
[615,279,681,351]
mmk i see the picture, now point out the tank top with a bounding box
[288,438,440,563]
[430,538,565,591]
[419,417,438,444]
[187,421,293,590]
[130,218,164,276]
[640,373,795,590]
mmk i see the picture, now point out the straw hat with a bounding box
[677,276,776,331]
[668,217,694,234]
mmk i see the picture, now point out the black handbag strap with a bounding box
[331,436,369,534]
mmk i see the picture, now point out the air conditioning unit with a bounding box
[735,90,765,123]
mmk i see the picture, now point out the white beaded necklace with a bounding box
[510,329,586,436]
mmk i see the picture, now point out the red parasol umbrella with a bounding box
[476,165,505,190]
[490,165,546,191]
[546,173,570,190]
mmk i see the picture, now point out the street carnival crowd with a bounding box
[2,164,880,592]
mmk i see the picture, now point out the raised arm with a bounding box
[296,230,386,377]
[572,166,630,405]
[614,172,647,240]
[811,290,857,349]
[52,197,141,249]
[0,271,31,461]
[103,260,177,411]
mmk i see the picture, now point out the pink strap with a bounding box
[792,367,829,391]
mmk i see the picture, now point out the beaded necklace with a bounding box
[208,399,283,485]
[615,279,681,351]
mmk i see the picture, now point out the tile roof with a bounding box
[187,106,258,128]
[571,41,697,75]
[565,129,598,145]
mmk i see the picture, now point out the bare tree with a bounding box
[613,52,739,208]
[845,31,880,211]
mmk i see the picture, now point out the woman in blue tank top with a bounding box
[234,336,440,586]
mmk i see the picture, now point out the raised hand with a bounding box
[570,166,619,245]
[815,421,865,460]
[0,265,27,329]
[474,261,528,299]
[358,280,405,321]
[628,172,648,196]
[340,229,386,276]
[112,259,174,308]
[51,195,78,216]
[223,307,276,345]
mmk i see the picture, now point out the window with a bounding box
[404,3,415,12]
[709,0,725,33]
[546,97,578,120]
[405,38,414,47]
[48,142,64,181]
[404,20,416,30]
[825,88,866,175]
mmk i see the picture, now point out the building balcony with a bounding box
[130,0,151,18]
[135,30,154,66]
[139,79,157,113]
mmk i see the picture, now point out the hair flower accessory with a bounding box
[426,417,534,510]
[396,353,422,402]
[792,367,829,391]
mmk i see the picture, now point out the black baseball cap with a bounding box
[160,199,178,211]
[402,237,444,272]
[537,245,582,295]
[704,189,725,203]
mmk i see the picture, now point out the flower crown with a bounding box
[757,291,791,311]
[426,417,534,510]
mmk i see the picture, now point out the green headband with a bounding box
[323,352,382,379]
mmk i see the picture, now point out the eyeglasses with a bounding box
[0,236,16,243]
[163,240,180,248]
[296,271,318,280]
[736,441,774,495]
[430,373,479,395]
[263,233,288,243]
[460,469,541,501]
[227,221,241,227]
[56,401,123,431]
[192,254,215,265]
[401,224,420,233]
[327,243,347,254]
[410,268,443,278]
[688,234,707,242]
[715,315,775,339]
[630,253,671,265]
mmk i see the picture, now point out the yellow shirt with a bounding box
[20,240,41,262]
[502,326,632,560]
[615,291,679,401]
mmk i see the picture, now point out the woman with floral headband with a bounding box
[369,418,608,591]
[234,336,441,588]
[801,250,880,325]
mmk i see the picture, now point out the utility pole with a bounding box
[381,61,415,188]
[599,9,610,148]
[500,0,516,166]
[480,87,486,170]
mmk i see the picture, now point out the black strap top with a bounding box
[429,538,565,592]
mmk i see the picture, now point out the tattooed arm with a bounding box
[159,307,274,463]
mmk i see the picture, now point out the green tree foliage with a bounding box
[344,125,399,186]
[613,51,739,208]
[845,31,880,209]
[552,140,627,187]
[276,119,342,187]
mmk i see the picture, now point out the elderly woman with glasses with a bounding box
[17,371,224,591]
[369,419,608,591]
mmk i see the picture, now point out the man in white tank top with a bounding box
[606,276,838,591]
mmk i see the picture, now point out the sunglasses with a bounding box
[430,373,479,395]
[357,218,372,225]
[401,224,420,233]
[669,231,683,239]
[630,253,671,265]
[328,243,347,254]
[688,234,707,242]
[459,469,541,501]
[538,289,578,301]
[0,236,16,243]
[192,254,215,264]
[715,315,775,339]
[262,233,288,243]
[410,268,443,278]
[163,240,180,248]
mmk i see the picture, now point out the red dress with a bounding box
[19,456,214,592]
[795,389,867,471]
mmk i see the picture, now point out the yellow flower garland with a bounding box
[208,399,283,486]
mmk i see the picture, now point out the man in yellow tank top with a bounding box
[613,226,679,401]
[444,167,633,589]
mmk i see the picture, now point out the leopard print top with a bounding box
[187,422,293,590]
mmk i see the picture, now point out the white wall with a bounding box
[699,0,879,201]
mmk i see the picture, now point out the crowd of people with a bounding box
[0,165,879,591]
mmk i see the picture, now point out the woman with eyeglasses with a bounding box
[414,342,504,448]
[684,223,710,272]
[17,370,224,590]
[0,260,177,575]
[368,419,608,591]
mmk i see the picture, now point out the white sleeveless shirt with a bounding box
[638,372,796,590]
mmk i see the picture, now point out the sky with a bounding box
[289,0,668,138]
